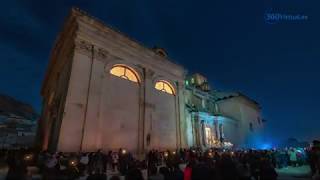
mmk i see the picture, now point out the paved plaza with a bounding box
[276,165,312,180]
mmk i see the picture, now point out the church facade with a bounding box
[37,8,263,153]
[183,74,264,149]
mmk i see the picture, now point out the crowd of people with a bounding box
[0,142,319,180]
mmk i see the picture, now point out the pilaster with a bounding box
[142,68,155,153]
[57,38,93,152]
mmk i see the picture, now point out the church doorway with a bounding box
[205,127,213,146]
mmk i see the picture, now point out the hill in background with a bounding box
[0,94,38,120]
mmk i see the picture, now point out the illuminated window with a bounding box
[110,65,139,83]
[154,80,175,95]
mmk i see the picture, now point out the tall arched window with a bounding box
[155,80,175,95]
[109,65,139,83]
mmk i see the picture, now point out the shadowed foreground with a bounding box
[276,165,312,180]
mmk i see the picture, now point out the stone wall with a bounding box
[217,96,263,147]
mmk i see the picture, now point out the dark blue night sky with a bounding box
[0,0,319,143]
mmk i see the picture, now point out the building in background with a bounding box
[184,74,263,149]
[0,94,38,149]
[37,8,264,154]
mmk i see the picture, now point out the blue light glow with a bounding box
[258,143,272,150]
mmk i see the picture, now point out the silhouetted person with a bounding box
[125,167,144,180]
[260,159,277,180]
[6,151,27,180]
[148,165,164,180]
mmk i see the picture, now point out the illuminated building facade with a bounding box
[184,74,263,148]
[37,8,185,153]
[37,8,263,153]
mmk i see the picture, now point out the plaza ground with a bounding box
[276,165,312,180]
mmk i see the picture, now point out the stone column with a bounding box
[219,123,224,143]
[214,116,219,143]
[194,113,202,147]
[200,120,206,148]
[191,112,196,147]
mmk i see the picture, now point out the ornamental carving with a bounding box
[74,39,92,56]
[94,47,108,60]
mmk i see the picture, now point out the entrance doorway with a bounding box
[205,127,213,146]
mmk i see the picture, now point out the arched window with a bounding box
[155,80,175,95]
[110,65,139,83]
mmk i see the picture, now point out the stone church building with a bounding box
[37,8,263,153]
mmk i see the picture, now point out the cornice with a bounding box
[41,14,78,96]
[74,38,92,56]
[71,8,185,74]
[77,29,185,80]
[94,47,108,60]
[74,37,112,62]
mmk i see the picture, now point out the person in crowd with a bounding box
[43,152,58,180]
[86,168,107,180]
[148,165,164,180]
[259,158,278,180]
[236,159,251,180]
[6,150,27,180]
[119,148,130,175]
[36,150,46,174]
[289,148,297,167]
[171,163,183,180]
[111,151,119,172]
[79,152,89,175]
[94,149,105,173]
[309,140,320,178]
[125,166,144,180]
[183,162,192,180]
[110,175,121,180]
[218,153,238,180]
[281,149,289,168]
[159,166,170,180]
